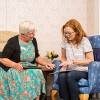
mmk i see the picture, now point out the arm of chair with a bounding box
[51,60,61,100]
[88,61,100,93]
[78,61,100,94]
[52,60,61,83]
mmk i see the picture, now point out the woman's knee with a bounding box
[58,72,67,80]
[66,71,76,79]
[66,71,88,80]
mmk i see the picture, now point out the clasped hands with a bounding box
[12,62,23,72]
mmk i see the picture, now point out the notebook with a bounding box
[23,66,41,69]
[49,70,71,75]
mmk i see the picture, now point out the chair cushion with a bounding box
[79,87,90,94]
[88,62,100,93]
[53,83,59,90]
[79,62,100,94]
[78,78,89,87]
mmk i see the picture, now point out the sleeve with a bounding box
[61,41,66,49]
[1,38,15,59]
[82,37,93,52]
[32,38,40,58]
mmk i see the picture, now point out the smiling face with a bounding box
[19,21,36,42]
[21,29,36,42]
[25,29,36,41]
[64,26,76,42]
[62,19,87,45]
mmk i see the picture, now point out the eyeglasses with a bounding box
[64,31,74,35]
[26,30,37,36]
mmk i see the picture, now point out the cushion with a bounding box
[0,31,18,51]
[79,87,90,94]
[78,78,89,87]
[53,83,59,90]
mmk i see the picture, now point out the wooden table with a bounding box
[41,67,54,97]
[41,67,53,81]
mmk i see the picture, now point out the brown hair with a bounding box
[61,19,87,45]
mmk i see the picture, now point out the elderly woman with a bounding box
[0,21,55,100]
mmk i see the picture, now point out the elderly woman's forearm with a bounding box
[0,58,16,68]
[36,56,49,66]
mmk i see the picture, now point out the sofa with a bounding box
[0,31,18,51]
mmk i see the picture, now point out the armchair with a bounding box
[51,35,100,100]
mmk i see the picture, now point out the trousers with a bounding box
[58,70,88,100]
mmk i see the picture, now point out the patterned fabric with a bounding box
[0,68,10,99]
[0,41,46,99]
[8,68,45,100]
[19,40,35,63]
[88,35,100,48]
[79,62,100,93]
[88,62,100,93]
[61,37,93,71]
[52,60,61,90]
[78,78,89,87]
[79,35,100,94]
[0,52,10,99]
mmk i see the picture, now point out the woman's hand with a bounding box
[59,60,73,66]
[13,62,24,72]
[60,65,68,71]
[59,60,73,71]
[45,63,55,69]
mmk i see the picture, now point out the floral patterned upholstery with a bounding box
[52,60,61,90]
[89,35,100,48]
[52,35,100,95]
[79,35,100,94]
[79,61,100,93]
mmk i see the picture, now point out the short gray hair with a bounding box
[19,20,34,35]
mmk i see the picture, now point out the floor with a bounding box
[45,96,100,100]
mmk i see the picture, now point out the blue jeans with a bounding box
[58,71,88,100]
